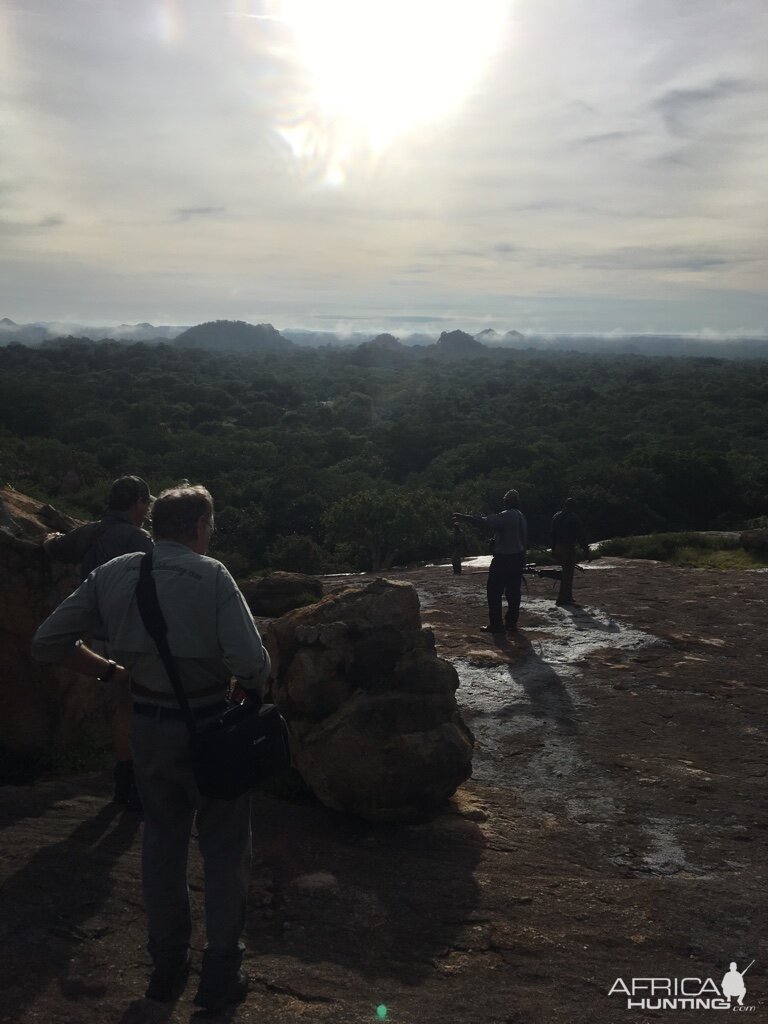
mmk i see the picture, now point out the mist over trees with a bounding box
[0,339,766,574]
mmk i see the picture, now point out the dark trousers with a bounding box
[553,544,577,604]
[486,552,525,630]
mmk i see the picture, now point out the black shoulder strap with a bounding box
[135,551,197,735]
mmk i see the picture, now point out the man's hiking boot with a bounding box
[193,966,249,1011]
[145,955,190,1002]
[113,760,143,813]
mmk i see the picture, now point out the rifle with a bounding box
[523,563,586,586]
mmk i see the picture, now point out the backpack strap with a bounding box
[134,550,197,736]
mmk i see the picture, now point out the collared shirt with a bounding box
[44,510,153,581]
[32,541,271,704]
[472,508,527,555]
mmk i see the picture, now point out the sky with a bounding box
[1,0,767,337]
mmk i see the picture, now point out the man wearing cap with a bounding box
[454,488,527,634]
[44,475,155,807]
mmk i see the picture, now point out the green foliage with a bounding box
[266,534,326,574]
[597,532,768,569]
[1,340,767,572]
[324,487,449,570]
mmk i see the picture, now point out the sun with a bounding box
[271,0,509,180]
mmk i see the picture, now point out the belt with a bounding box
[131,680,226,700]
[133,700,228,722]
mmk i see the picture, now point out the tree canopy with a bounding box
[1,340,766,574]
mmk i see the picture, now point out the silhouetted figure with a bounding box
[43,475,155,810]
[721,962,748,1005]
[451,524,468,574]
[551,497,590,607]
[454,489,527,634]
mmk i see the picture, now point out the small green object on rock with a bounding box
[376,1006,388,1020]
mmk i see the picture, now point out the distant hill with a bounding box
[0,318,183,344]
[173,320,294,353]
[432,330,487,358]
[3,314,768,358]
[349,332,411,366]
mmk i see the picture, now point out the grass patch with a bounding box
[597,532,768,569]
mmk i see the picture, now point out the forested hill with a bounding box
[173,319,294,353]
[1,340,766,575]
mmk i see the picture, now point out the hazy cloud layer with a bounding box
[0,0,766,335]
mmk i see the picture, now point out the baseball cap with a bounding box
[107,476,155,511]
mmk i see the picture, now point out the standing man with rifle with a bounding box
[551,497,591,607]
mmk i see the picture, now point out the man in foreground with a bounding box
[33,484,271,1011]
[454,488,527,634]
[44,475,155,809]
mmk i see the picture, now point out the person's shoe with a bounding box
[480,625,504,634]
[193,966,249,1011]
[145,956,190,1002]
[504,623,518,633]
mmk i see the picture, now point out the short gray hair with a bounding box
[503,489,520,509]
[152,484,214,542]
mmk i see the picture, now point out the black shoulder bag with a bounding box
[134,551,290,800]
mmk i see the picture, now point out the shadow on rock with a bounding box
[247,793,484,988]
[0,802,140,1019]
[0,772,111,833]
[505,653,578,733]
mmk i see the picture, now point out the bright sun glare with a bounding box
[271,0,508,182]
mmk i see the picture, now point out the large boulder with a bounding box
[0,487,109,780]
[263,578,474,822]
[241,571,324,617]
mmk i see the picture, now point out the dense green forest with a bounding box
[1,340,767,575]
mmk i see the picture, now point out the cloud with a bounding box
[174,206,226,221]
[654,78,754,136]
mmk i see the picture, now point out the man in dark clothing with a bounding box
[454,489,527,634]
[451,524,468,574]
[44,475,154,807]
[551,497,591,606]
[44,476,154,579]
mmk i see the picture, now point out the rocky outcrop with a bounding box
[0,487,108,779]
[263,578,474,822]
[241,571,324,617]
